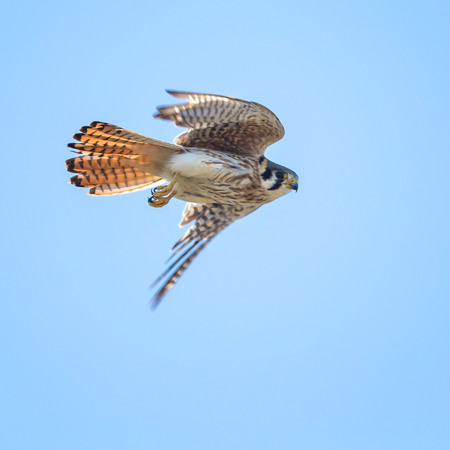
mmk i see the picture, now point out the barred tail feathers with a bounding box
[66,121,182,196]
[66,155,162,196]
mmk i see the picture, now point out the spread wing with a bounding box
[154,90,285,156]
[150,202,239,308]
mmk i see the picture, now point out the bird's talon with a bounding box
[148,175,179,208]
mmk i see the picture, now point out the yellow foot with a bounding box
[148,175,178,208]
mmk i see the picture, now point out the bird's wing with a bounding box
[150,202,240,307]
[155,90,285,156]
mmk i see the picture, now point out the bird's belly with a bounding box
[167,151,256,204]
[174,178,243,204]
[175,192,215,203]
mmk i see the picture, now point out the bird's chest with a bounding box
[169,151,261,204]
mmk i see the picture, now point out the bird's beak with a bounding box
[289,180,298,192]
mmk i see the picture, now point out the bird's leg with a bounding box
[148,174,179,208]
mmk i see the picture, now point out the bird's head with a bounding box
[258,157,299,198]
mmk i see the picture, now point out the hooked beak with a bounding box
[289,180,298,192]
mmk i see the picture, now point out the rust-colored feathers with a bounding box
[66,121,180,195]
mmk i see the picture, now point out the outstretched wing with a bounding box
[155,90,285,156]
[150,203,239,308]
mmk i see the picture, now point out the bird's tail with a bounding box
[66,121,181,196]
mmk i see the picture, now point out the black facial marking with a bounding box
[258,156,265,163]
[261,167,272,180]
[268,180,283,191]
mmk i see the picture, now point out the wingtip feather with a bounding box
[73,132,83,141]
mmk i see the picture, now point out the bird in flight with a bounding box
[66,90,298,307]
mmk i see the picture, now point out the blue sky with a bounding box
[1,1,449,449]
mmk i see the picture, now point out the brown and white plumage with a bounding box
[150,203,238,304]
[155,90,285,155]
[66,90,298,307]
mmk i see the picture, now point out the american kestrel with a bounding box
[66,90,298,307]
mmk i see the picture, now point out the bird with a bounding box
[66,90,299,307]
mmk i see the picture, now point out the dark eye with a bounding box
[275,171,285,180]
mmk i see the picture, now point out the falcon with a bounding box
[66,90,299,307]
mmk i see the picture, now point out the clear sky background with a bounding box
[1,1,449,449]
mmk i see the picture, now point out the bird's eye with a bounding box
[275,171,285,180]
